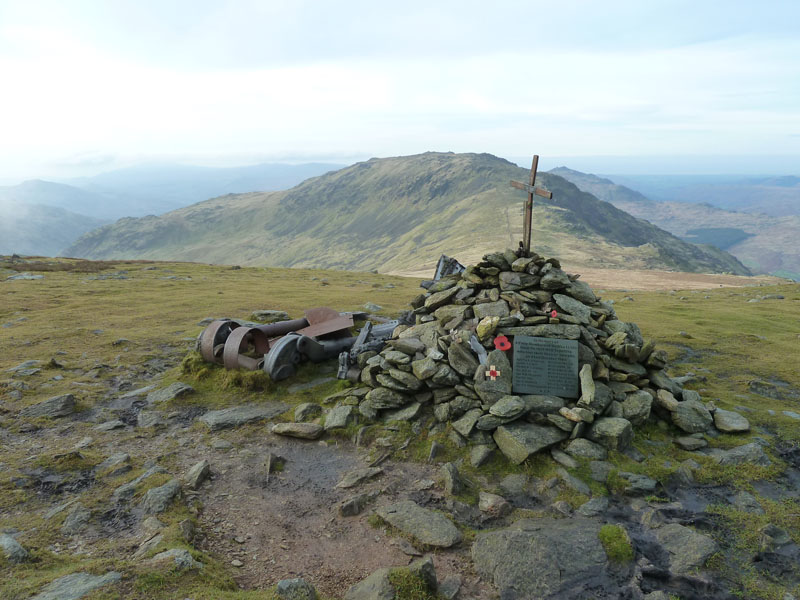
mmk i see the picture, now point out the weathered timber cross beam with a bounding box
[510,155,553,255]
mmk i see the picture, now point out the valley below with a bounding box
[1,255,800,599]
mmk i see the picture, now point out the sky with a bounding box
[1,0,799,183]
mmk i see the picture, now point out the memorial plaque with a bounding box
[511,335,579,398]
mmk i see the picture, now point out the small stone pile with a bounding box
[347,248,748,465]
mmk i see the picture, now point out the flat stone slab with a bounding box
[336,467,383,489]
[713,408,750,432]
[472,518,620,599]
[199,403,288,430]
[146,382,194,404]
[376,500,462,548]
[493,422,568,464]
[0,533,29,563]
[30,572,121,600]
[272,422,324,439]
[19,394,76,418]
[653,523,718,575]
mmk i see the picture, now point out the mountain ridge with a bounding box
[551,167,800,280]
[65,152,750,276]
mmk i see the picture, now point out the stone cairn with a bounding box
[346,248,745,465]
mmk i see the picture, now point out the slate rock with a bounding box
[364,387,408,409]
[556,467,591,496]
[672,400,713,433]
[490,395,526,418]
[498,324,581,340]
[717,442,772,466]
[452,408,483,437]
[448,342,479,377]
[146,382,194,404]
[93,419,125,431]
[494,422,569,464]
[474,350,512,403]
[478,491,511,517]
[19,394,76,418]
[340,493,374,517]
[441,462,465,495]
[522,394,566,414]
[185,459,210,490]
[565,438,608,460]
[618,471,657,494]
[344,568,395,600]
[411,357,439,380]
[142,479,181,514]
[473,300,510,320]
[470,445,494,467]
[424,287,460,310]
[588,417,633,451]
[294,402,322,422]
[589,461,613,483]
[499,271,539,291]
[61,503,91,534]
[336,467,383,489]
[713,408,750,433]
[29,572,122,600]
[566,280,597,304]
[137,411,164,428]
[674,436,707,451]
[621,390,653,426]
[472,518,617,599]
[276,578,318,600]
[653,523,718,575]
[94,452,130,477]
[553,294,591,324]
[199,403,288,430]
[149,548,203,569]
[732,490,764,515]
[272,422,324,439]
[376,500,462,547]
[383,402,422,422]
[0,533,29,563]
[112,466,167,499]
[577,496,609,517]
[540,268,571,290]
[325,405,356,430]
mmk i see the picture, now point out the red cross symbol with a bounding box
[485,365,500,381]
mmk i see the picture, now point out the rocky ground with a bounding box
[1,257,800,600]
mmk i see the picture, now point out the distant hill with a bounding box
[0,163,344,256]
[0,180,115,219]
[65,152,750,275]
[551,167,800,280]
[602,173,800,218]
[63,162,345,218]
[0,201,106,256]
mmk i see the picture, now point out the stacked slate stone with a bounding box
[351,249,742,465]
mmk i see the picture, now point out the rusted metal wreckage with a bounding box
[198,306,402,382]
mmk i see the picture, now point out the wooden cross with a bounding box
[510,155,553,254]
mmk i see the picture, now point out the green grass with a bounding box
[597,524,634,563]
[2,256,800,599]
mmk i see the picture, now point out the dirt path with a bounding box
[189,434,490,599]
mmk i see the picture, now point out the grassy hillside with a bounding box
[65,153,750,275]
[1,256,799,599]
[552,167,800,280]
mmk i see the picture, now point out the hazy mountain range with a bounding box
[604,173,800,217]
[63,152,749,275]
[0,162,342,255]
[551,167,800,280]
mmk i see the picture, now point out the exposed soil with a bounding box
[186,435,493,599]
